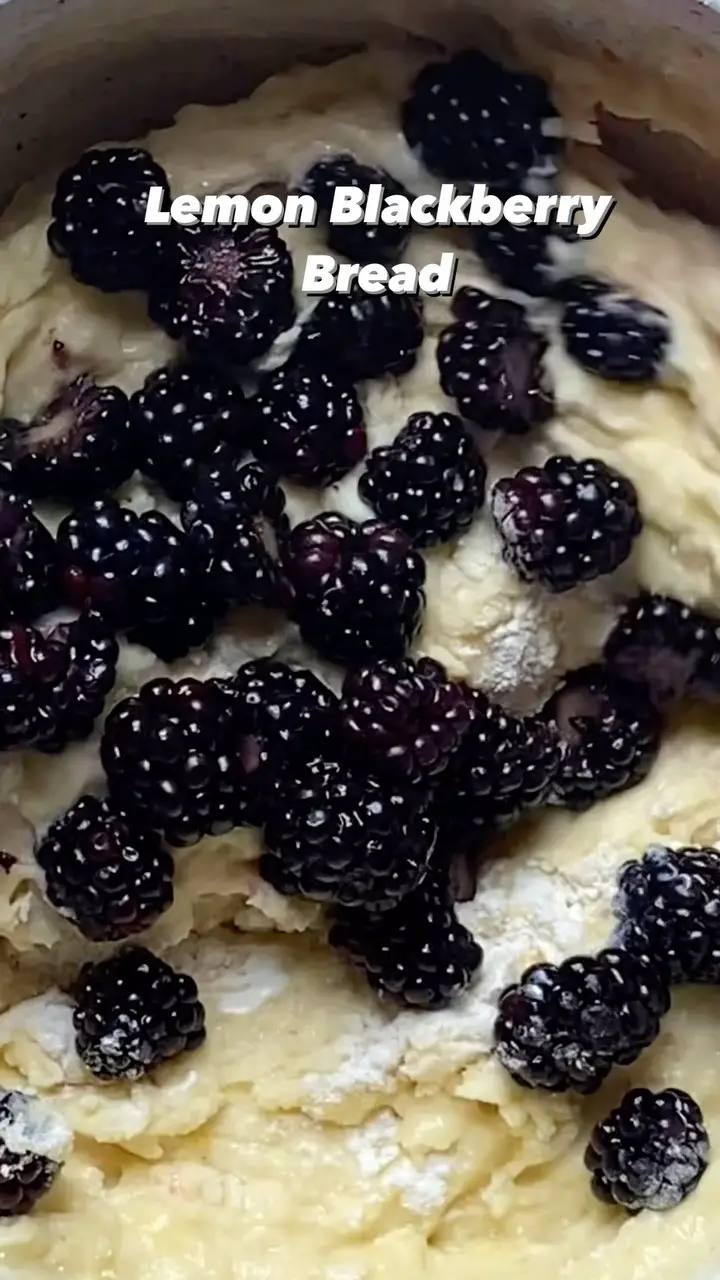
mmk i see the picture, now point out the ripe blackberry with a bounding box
[437,290,553,434]
[281,513,426,667]
[73,946,206,1081]
[559,275,671,382]
[604,592,720,709]
[495,946,670,1093]
[0,493,59,623]
[58,498,215,662]
[131,362,247,500]
[472,215,580,297]
[148,222,295,367]
[586,1088,708,1212]
[260,753,437,910]
[252,364,366,487]
[358,411,486,547]
[401,50,562,190]
[0,1091,68,1217]
[48,146,171,293]
[491,455,642,592]
[36,795,174,942]
[0,611,118,753]
[542,663,662,810]
[300,155,411,262]
[613,844,720,984]
[339,656,473,784]
[0,377,135,504]
[329,862,483,1009]
[295,288,424,382]
[227,657,338,775]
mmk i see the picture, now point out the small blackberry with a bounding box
[252,364,366,487]
[295,289,424,382]
[491,455,642,592]
[0,1091,68,1217]
[48,146,171,293]
[131,362,247,500]
[604,593,720,709]
[0,493,59,623]
[73,946,206,1081]
[559,275,671,382]
[300,155,411,262]
[0,378,135,504]
[281,513,426,667]
[613,844,720,985]
[339,656,473,784]
[148,222,295,366]
[542,664,662,810]
[472,214,580,298]
[227,657,338,779]
[495,946,670,1093]
[586,1088,709,1212]
[36,795,174,942]
[358,411,486,547]
[329,862,483,1009]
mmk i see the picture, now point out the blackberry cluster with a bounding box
[300,155,411,262]
[604,592,720,709]
[296,289,424,382]
[252,365,367,487]
[358,412,487,547]
[491,455,642,592]
[0,493,58,623]
[36,795,174,942]
[472,214,580,298]
[0,1092,65,1218]
[613,844,720,985]
[329,862,483,1009]
[73,947,206,1081]
[48,146,171,293]
[586,1088,709,1212]
[281,513,426,667]
[494,947,670,1093]
[559,275,671,382]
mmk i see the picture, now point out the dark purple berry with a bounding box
[300,155,411,262]
[604,593,720,710]
[0,493,59,623]
[296,288,424,381]
[252,364,366,487]
[613,844,720,985]
[560,275,671,382]
[0,1091,67,1217]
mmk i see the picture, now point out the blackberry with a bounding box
[73,946,206,1082]
[252,365,366,487]
[471,214,580,297]
[0,1091,68,1217]
[358,411,486,547]
[401,50,562,190]
[542,663,662,810]
[48,146,171,293]
[613,844,720,984]
[339,656,473,784]
[559,275,671,382]
[227,657,338,779]
[491,455,642,592]
[147,222,295,366]
[0,377,135,504]
[329,862,483,1009]
[281,513,426,667]
[495,946,670,1093]
[0,611,118,753]
[604,592,720,710]
[260,753,437,910]
[131,362,247,500]
[36,795,174,942]
[58,498,215,662]
[585,1088,709,1212]
[295,288,424,382]
[300,155,411,262]
[0,493,59,624]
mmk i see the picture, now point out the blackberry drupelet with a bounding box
[0,377,136,504]
[542,663,662,810]
[281,513,426,667]
[0,493,59,623]
[560,275,671,382]
[300,155,411,262]
[586,1088,709,1212]
[73,946,206,1082]
[295,288,424,381]
[472,214,580,298]
[48,146,171,293]
[0,1091,67,1217]
[494,946,670,1093]
[613,844,720,984]
[491,455,642,592]
[329,862,483,1009]
[147,221,295,366]
[36,795,174,942]
[252,364,366,487]
[604,592,720,709]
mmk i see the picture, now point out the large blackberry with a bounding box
[586,1088,708,1212]
[260,753,437,910]
[604,593,720,709]
[358,411,486,547]
[0,611,118,753]
[48,146,171,293]
[0,493,59,623]
[300,155,411,262]
[36,795,174,942]
[58,498,215,662]
[559,276,671,382]
[281,513,426,667]
[542,664,662,810]
[0,1091,68,1217]
[73,947,206,1081]
[491,455,642,592]
[329,862,483,1009]
[471,214,580,297]
[295,289,424,382]
[613,844,720,985]
[252,364,366,487]
[0,378,135,504]
[495,946,670,1093]
[148,222,295,366]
